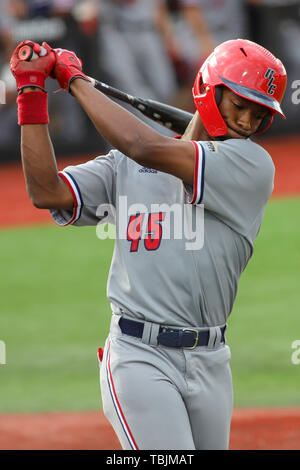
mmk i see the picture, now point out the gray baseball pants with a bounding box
[99,314,233,450]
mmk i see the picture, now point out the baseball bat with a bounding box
[18,45,193,134]
[87,78,193,134]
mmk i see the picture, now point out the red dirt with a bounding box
[0,408,299,450]
[259,135,300,197]
[0,136,299,228]
[229,408,300,450]
[0,155,88,228]
[0,411,121,450]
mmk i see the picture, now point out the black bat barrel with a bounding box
[93,79,193,135]
[136,98,193,134]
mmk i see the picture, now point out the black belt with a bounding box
[119,317,226,350]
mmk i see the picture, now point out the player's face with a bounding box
[218,88,269,139]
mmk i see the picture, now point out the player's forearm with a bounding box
[70,79,167,165]
[71,79,195,184]
[21,124,65,209]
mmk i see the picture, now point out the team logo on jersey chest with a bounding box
[264,68,277,95]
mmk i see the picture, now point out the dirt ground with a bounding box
[0,408,300,450]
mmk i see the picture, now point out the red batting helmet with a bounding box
[192,39,287,136]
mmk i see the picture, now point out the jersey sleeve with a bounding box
[50,150,118,227]
[184,139,275,238]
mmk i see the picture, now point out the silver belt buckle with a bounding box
[182,328,199,350]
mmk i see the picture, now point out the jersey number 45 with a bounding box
[127,212,165,252]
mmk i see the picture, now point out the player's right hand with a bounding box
[51,47,91,93]
[10,40,56,94]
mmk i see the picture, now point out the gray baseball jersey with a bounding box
[51,138,274,328]
[50,137,274,449]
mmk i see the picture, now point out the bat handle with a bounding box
[87,76,96,87]
[18,45,47,61]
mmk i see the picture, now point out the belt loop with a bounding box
[110,313,122,336]
[213,327,222,349]
[207,327,218,349]
[141,321,152,344]
[149,323,160,346]
[208,326,224,349]
[142,321,160,346]
[111,313,121,327]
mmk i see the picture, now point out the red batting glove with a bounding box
[10,41,56,125]
[10,40,55,93]
[52,48,91,93]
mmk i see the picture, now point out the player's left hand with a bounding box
[51,47,91,93]
[10,40,56,93]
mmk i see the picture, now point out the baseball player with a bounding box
[10,38,287,450]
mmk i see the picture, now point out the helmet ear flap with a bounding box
[255,112,273,134]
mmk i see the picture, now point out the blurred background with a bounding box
[0,0,299,161]
[0,0,300,450]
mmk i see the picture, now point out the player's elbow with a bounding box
[29,188,56,209]
[28,177,74,210]
[30,194,50,209]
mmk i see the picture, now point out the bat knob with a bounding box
[18,45,34,61]
[18,45,46,61]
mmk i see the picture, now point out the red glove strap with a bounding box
[16,70,46,93]
[17,91,49,125]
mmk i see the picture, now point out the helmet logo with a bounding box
[264,68,277,95]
